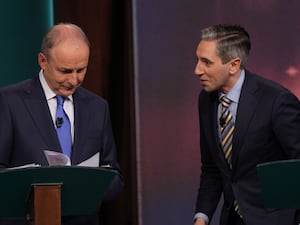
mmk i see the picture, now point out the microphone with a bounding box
[56,117,64,128]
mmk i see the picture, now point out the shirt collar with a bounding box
[38,70,73,102]
[219,69,245,103]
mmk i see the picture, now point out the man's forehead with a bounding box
[197,40,218,56]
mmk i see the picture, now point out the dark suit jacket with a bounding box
[195,70,300,225]
[0,76,124,225]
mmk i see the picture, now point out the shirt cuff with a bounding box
[194,212,209,224]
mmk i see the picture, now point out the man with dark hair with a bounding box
[193,24,300,225]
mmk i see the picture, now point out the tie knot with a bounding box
[220,96,232,108]
[56,96,65,106]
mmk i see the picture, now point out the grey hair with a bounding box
[40,22,90,59]
[201,24,251,68]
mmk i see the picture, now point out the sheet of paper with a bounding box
[77,152,100,167]
[7,163,41,170]
[44,150,71,166]
[6,151,100,169]
[44,150,100,167]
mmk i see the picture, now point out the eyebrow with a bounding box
[199,57,213,64]
[57,66,87,73]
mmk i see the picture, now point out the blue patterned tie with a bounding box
[220,96,234,167]
[219,96,242,217]
[55,96,72,158]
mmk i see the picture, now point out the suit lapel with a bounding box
[71,89,90,164]
[232,72,260,168]
[23,77,61,151]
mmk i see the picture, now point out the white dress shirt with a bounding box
[39,70,75,142]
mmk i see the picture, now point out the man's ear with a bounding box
[38,52,47,69]
[229,58,241,74]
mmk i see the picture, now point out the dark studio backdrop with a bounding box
[1,1,300,225]
[134,1,300,225]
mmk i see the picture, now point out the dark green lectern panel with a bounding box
[0,166,117,218]
[257,159,300,209]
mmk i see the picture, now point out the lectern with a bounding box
[257,159,300,209]
[0,166,117,225]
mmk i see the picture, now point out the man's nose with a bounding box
[69,73,79,84]
[194,61,204,76]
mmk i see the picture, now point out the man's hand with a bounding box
[194,217,207,225]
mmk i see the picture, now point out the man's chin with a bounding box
[202,86,214,92]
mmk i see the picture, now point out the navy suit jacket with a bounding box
[195,70,300,225]
[0,76,123,225]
